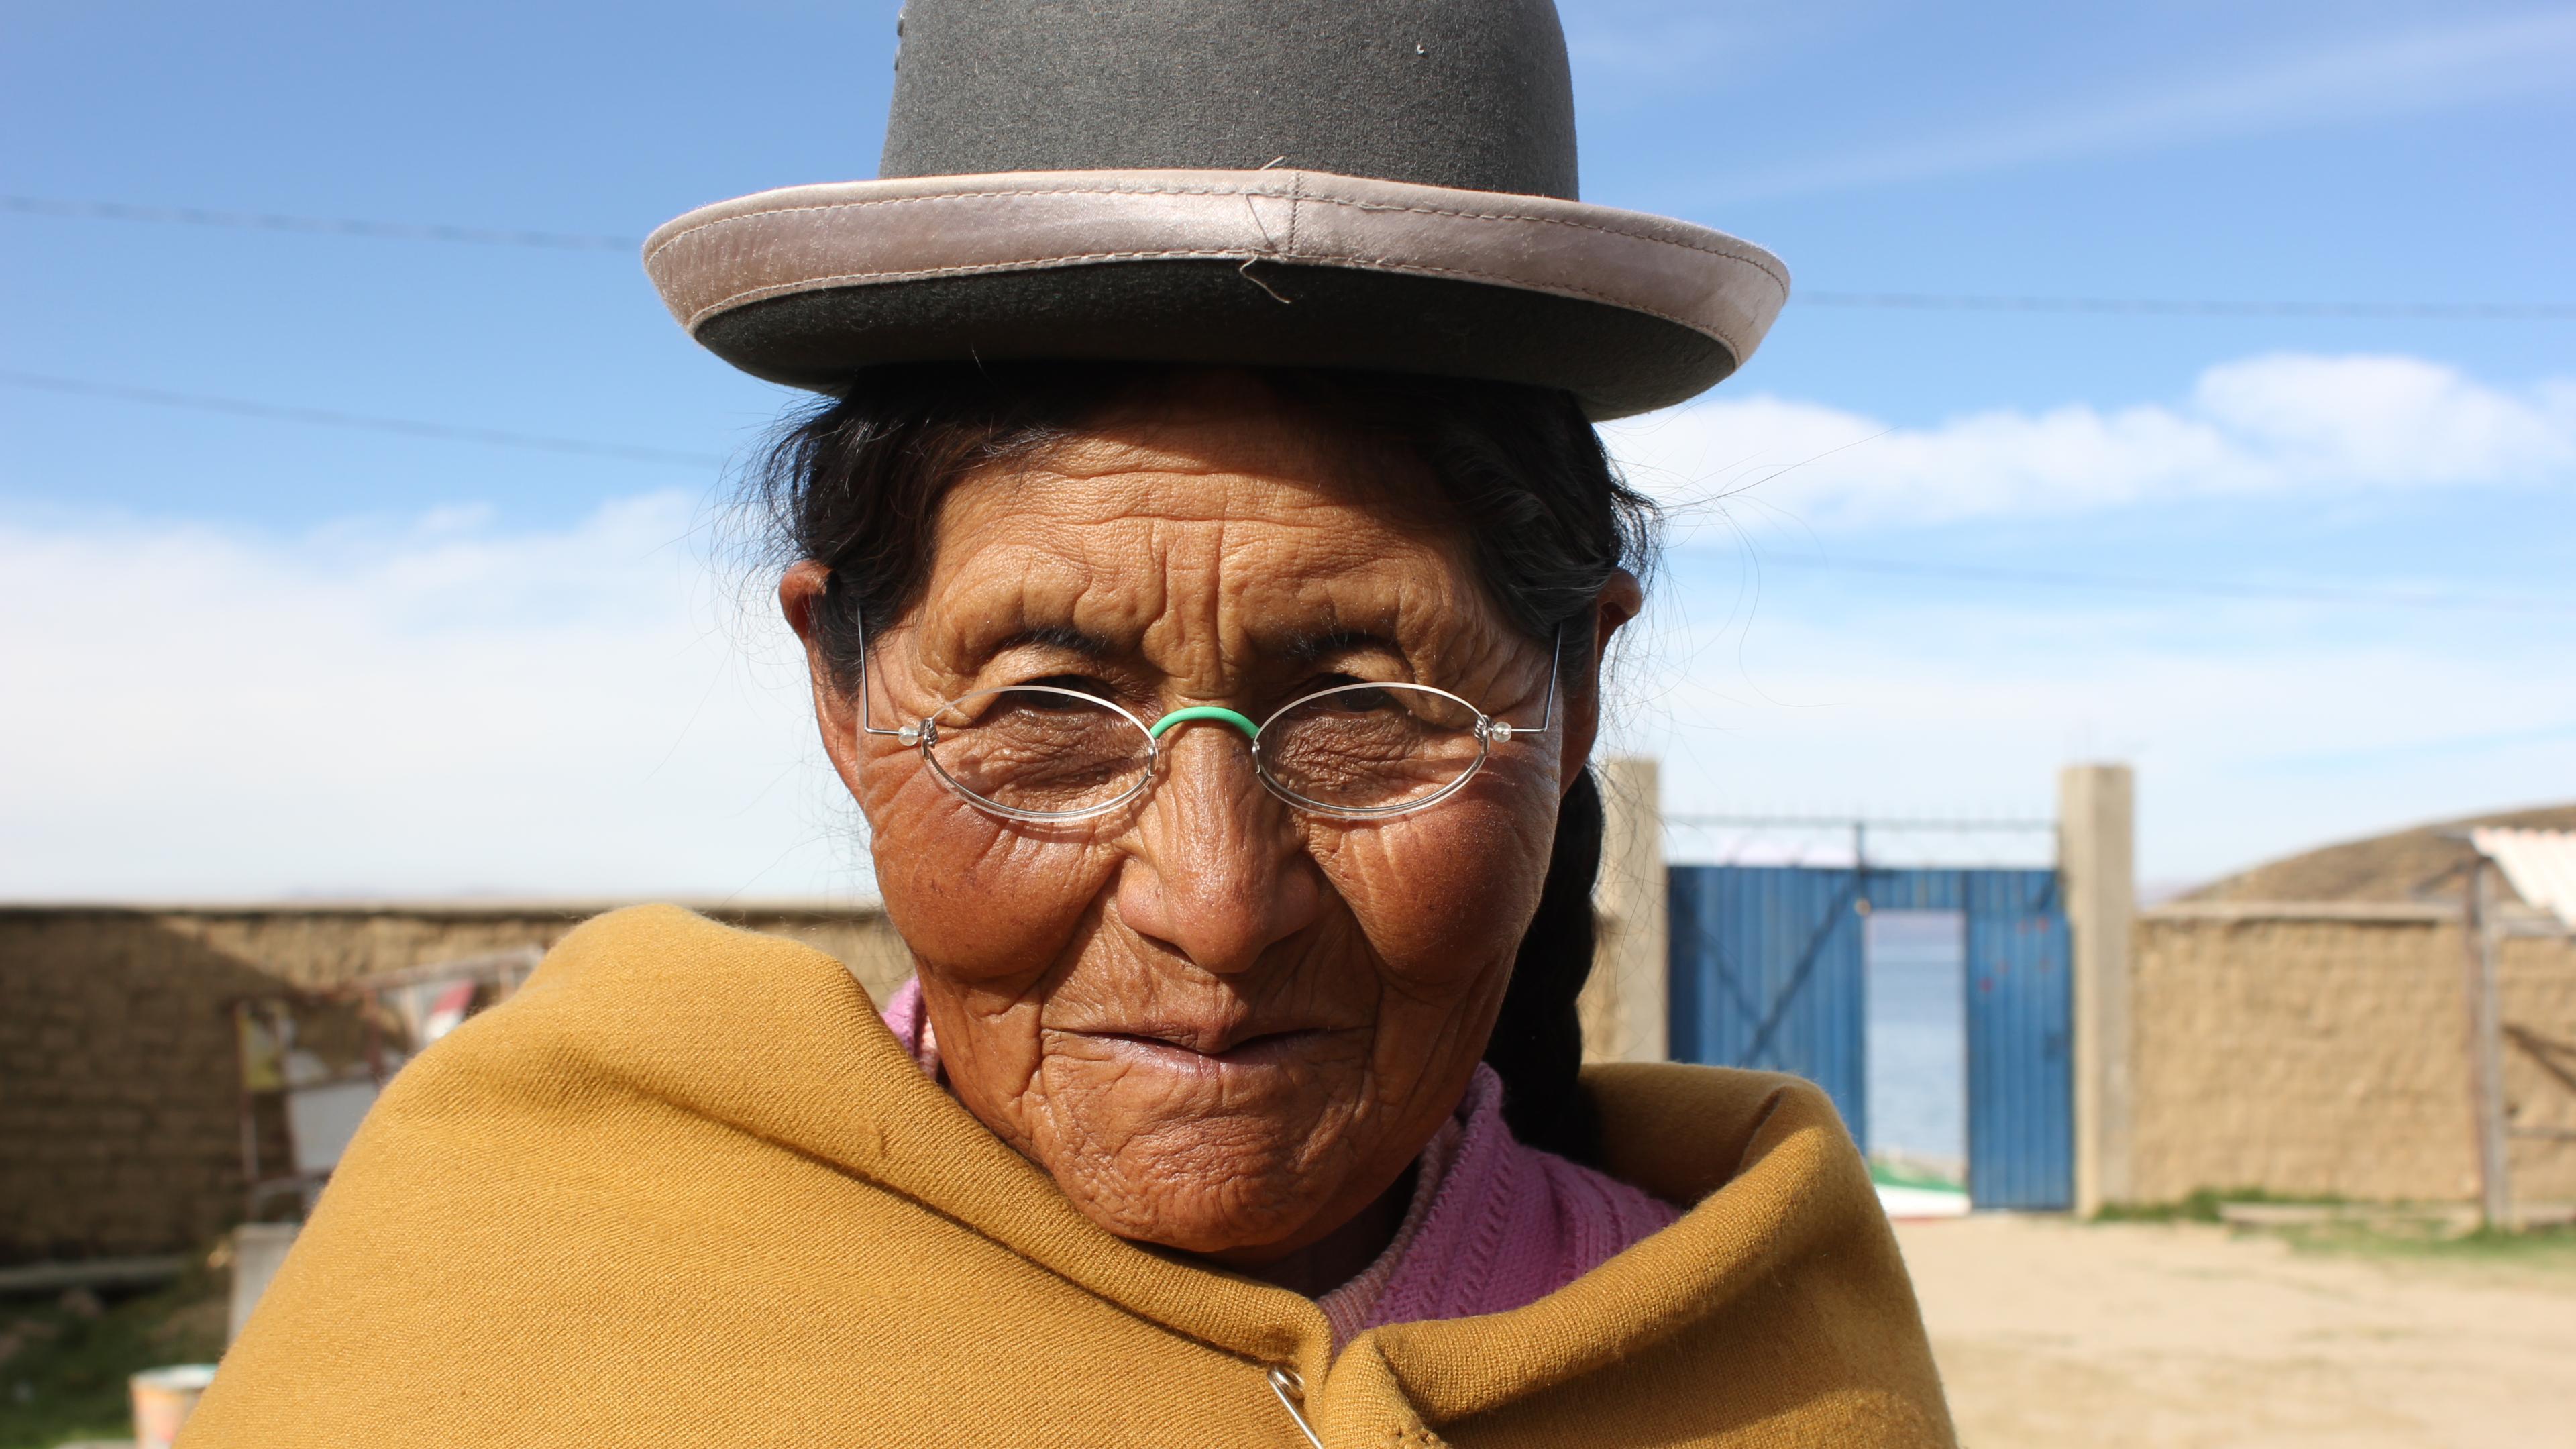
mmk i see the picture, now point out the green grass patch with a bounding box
[0,1267,224,1449]
[2091,1190,2576,1271]
[1868,1161,1968,1194]
[2277,1219,2576,1269]
[2089,1186,2340,1224]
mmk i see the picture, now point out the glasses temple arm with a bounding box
[1527,624,1565,734]
[853,608,911,738]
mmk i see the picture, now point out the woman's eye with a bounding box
[1320,682,1397,712]
[1014,694,1099,714]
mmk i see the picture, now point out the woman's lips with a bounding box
[1067,1026,1346,1068]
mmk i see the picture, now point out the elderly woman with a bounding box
[189,3,1952,1446]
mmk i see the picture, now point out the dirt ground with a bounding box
[1893,1214,2576,1449]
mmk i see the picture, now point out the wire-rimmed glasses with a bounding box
[856,629,1561,822]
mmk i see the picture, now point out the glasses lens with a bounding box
[925,688,1152,818]
[1257,684,1488,813]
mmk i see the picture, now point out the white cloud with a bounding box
[5,352,2569,899]
[1603,353,2576,531]
[0,494,869,901]
[1710,7,2576,199]
[1606,590,2576,888]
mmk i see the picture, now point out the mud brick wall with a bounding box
[0,903,907,1263]
[2131,910,2576,1205]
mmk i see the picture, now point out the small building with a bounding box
[2129,805,2576,1212]
[1,901,907,1265]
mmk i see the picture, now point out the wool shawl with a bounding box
[184,906,1955,1448]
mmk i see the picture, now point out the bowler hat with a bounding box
[645,0,1788,419]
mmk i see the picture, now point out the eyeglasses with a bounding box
[856,625,1560,822]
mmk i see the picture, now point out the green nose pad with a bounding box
[1147,706,1262,741]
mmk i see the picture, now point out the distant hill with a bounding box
[2182,802,2576,906]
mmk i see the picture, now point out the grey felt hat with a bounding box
[645,0,1788,419]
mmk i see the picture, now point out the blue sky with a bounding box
[3,1,2571,899]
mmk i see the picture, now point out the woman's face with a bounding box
[787,375,1625,1263]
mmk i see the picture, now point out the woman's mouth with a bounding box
[1067,1026,1348,1070]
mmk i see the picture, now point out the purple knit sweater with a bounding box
[879,979,1678,1348]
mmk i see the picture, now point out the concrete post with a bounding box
[1582,756,1668,1063]
[2061,763,2137,1216]
[2463,859,2512,1228]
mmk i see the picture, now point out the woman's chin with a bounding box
[1108,1203,1312,1258]
[1038,1127,1358,1258]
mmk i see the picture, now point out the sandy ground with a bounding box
[1892,1215,2576,1449]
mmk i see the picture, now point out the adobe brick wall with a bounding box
[0,903,908,1263]
[24,896,2567,1253]
[2130,910,2576,1205]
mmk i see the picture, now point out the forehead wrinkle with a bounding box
[910,533,1100,672]
[1014,455,1392,529]
[922,453,1514,688]
[1025,390,1378,499]
[1142,511,1480,688]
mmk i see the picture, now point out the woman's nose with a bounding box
[1112,722,1323,975]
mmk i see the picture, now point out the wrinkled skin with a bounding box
[784,373,1636,1290]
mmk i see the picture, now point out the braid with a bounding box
[1481,767,1606,1165]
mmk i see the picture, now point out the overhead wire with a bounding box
[8,194,2573,319]
[3,195,637,252]
[0,370,726,469]
[9,366,2563,616]
[7,196,2569,616]
[1798,291,2576,320]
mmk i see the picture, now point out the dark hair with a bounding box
[753,362,1656,1165]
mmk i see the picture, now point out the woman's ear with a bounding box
[780,561,865,794]
[1594,567,1644,658]
[1557,567,1644,797]
[780,559,826,643]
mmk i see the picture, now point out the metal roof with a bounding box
[2469,828,2576,930]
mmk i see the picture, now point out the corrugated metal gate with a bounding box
[1667,865,2072,1209]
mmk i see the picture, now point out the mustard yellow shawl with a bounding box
[185,906,1953,1448]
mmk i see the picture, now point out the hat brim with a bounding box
[644,169,1788,420]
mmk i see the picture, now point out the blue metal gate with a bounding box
[1668,865,2072,1209]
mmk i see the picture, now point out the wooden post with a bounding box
[2463,859,2512,1228]
[2062,764,2137,1218]
[1582,756,1668,1063]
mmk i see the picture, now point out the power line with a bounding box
[8,368,2565,614]
[9,366,2567,616]
[12,365,2564,619]
[1756,552,2575,616]
[0,371,726,468]
[8,195,2572,319]
[3,195,637,252]
[1799,291,2576,320]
